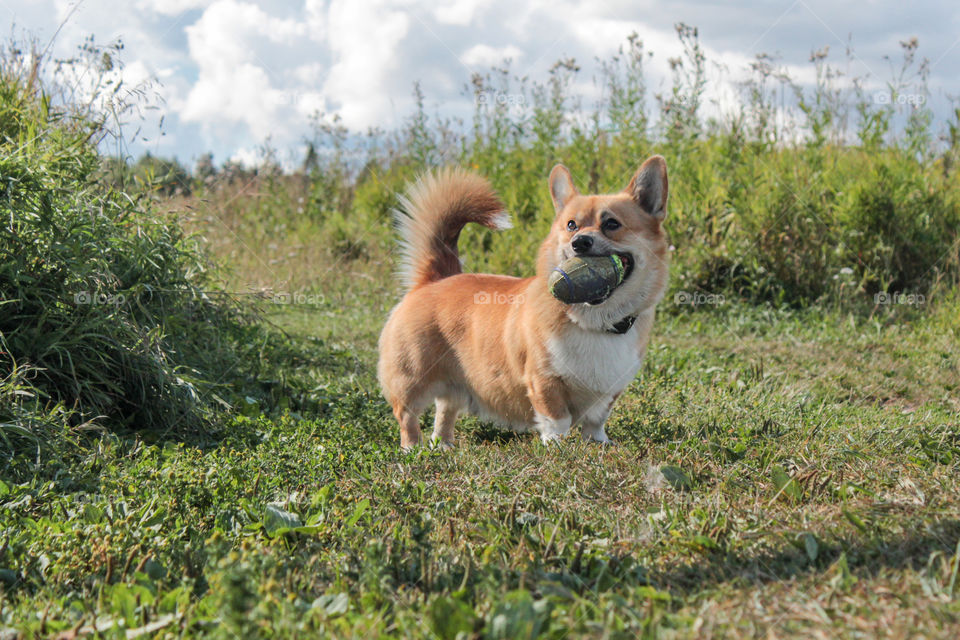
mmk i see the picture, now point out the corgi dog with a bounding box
[378,156,670,448]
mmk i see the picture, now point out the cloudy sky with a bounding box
[4,0,958,168]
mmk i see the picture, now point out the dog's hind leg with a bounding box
[431,396,464,447]
[394,401,424,450]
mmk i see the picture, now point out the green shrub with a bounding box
[255,28,959,309]
[0,42,264,480]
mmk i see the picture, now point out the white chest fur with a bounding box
[546,327,642,394]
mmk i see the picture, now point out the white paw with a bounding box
[535,413,572,443]
[581,425,613,444]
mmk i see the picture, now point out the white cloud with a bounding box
[462,43,523,67]
[304,0,328,37]
[320,0,411,130]
[179,0,309,139]
[135,0,214,15]
[6,0,956,164]
[434,0,491,26]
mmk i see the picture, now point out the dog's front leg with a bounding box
[579,396,617,444]
[529,375,572,443]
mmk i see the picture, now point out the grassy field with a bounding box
[3,28,960,639]
[3,251,959,637]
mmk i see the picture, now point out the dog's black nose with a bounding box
[571,234,593,254]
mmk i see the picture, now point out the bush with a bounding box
[0,41,262,479]
[243,28,959,309]
[669,144,960,306]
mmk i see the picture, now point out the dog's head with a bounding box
[538,156,670,329]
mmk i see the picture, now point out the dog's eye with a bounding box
[566,220,578,231]
[602,218,622,232]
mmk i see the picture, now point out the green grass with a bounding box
[2,280,958,637]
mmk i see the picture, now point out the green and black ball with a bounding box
[548,254,628,304]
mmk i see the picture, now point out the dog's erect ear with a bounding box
[549,164,578,212]
[625,155,668,220]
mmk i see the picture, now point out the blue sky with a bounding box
[5,0,958,168]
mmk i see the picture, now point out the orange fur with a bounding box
[378,157,670,448]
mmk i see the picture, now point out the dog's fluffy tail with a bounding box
[394,168,510,291]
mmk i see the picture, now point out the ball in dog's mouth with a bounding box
[586,252,634,305]
[547,253,635,306]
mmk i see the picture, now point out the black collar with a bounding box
[607,314,637,335]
